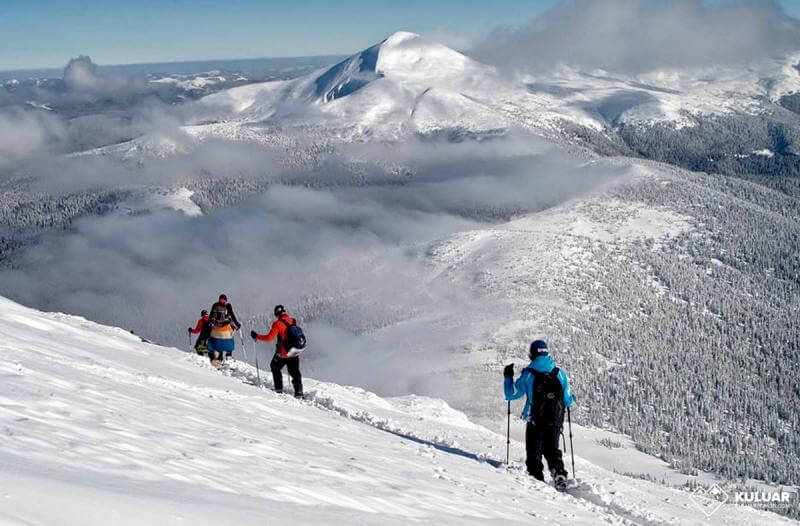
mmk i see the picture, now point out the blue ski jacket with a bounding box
[504,353,574,422]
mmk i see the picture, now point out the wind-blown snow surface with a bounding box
[0,297,793,525]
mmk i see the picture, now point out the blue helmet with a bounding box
[529,339,548,357]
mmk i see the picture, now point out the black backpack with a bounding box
[210,303,231,327]
[279,319,307,350]
[526,367,565,425]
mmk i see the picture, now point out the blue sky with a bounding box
[1,0,798,70]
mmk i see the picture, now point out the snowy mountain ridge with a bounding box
[193,31,515,139]
[70,30,798,169]
[0,295,795,525]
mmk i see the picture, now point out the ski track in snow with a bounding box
[0,296,793,525]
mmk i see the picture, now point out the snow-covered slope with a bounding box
[114,187,203,216]
[0,296,794,525]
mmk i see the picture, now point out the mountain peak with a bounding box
[310,31,475,103]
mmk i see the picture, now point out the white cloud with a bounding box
[471,0,800,74]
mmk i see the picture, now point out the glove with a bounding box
[235,322,242,330]
[250,330,258,340]
[503,364,514,379]
[187,327,193,333]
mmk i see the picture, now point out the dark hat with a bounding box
[529,339,549,357]
[274,304,286,316]
[218,294,227,301]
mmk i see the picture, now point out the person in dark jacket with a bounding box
[504,339,574,489]
[188,309,211,355]
[207,294,241,364]
[250,305,303,398]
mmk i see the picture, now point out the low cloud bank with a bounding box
[471,0,800,75]
[0,130,624,394]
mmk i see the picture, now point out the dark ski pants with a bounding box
[270,354,303,395]
[525,421,567,480]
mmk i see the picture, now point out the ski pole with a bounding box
[506,400,511,466]
[239,329,248,360]
[567,407,576,478]
[252,332,261,387]
[188,331,192,352]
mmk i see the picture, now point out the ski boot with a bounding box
[552,470,568,492]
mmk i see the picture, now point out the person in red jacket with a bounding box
[250,305,303,398]
[187,309,211,355]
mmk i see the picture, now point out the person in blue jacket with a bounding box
[504,339,575,487]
